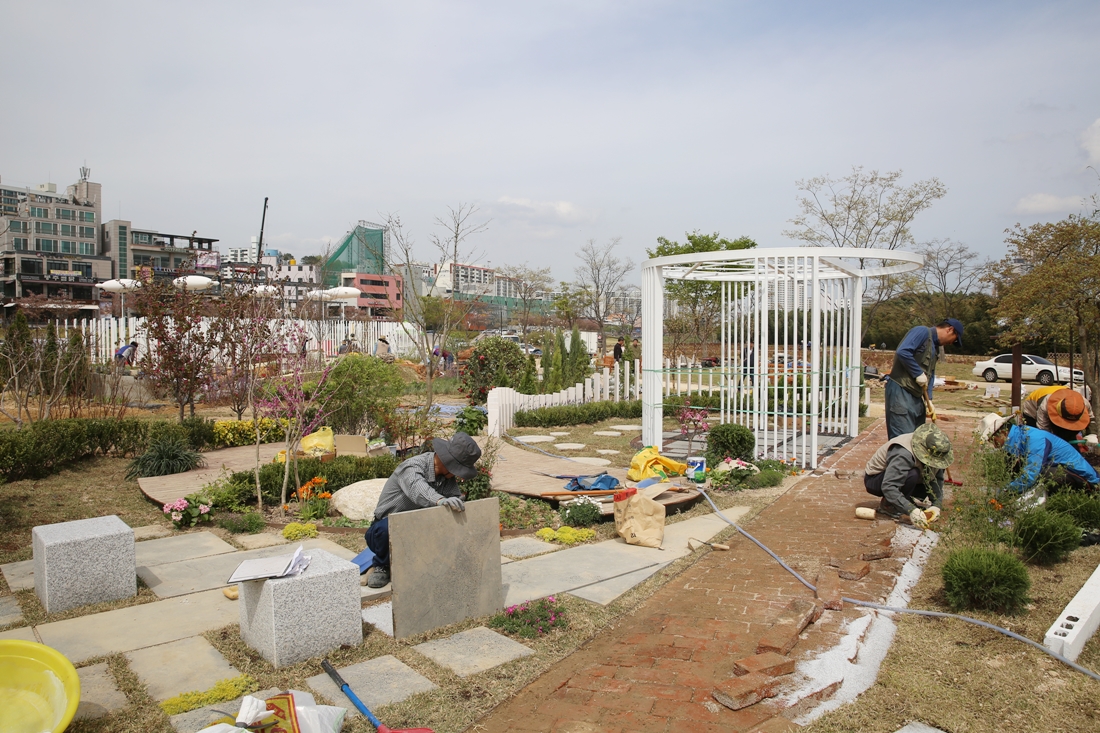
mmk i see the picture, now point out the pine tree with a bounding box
[519,353,537,394]
[546,330,564,392]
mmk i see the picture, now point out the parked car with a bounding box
[520,344,542,356]
[972,354,1085,385]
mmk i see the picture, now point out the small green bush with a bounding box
[514,400,643,428]
[453,406,488,436]
[126,436,206,480]
[559,496,602,527]
[706,423,755,463]
[1046,491,1100,530]
[1014,508,1081,564]
[282,522,318,540]
[747,468,786,489]
[463,470,493,501]
[496,491,558,529]
[942,547,1031,613]
[218,512,267,534]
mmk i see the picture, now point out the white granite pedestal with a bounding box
[33,515,136,614]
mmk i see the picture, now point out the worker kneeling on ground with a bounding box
[1021,387,1094,444]
[864,424,954,529]
[363,432,481,589]
[979,414,1098,501]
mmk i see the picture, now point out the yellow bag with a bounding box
[627,446,687,482]
[613,488,665,548]
[299,426,335,456]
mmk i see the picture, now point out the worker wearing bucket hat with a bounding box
[979,413,1098,498]
[363,433,482,588]
[864,424,954,529]
[1024,388,1094,443]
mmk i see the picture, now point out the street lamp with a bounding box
[173,275,215,291]
[99,278,142,317]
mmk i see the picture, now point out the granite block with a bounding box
[389,499,504,639]
[413,626,533,677]
[127,636,239,701]
[75,662,129,720]
[239,549,363,667]
[0,595,22,626]
[305,655,436,718]
[0,559,34,591]
[33,515,136,614]
[170,688,281,732]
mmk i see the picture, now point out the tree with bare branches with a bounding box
[911,238,988,321]
[574,237,635,355]
[496,263,552,341]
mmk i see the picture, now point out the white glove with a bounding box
[909,507,930,529]
[925,506,941,523]
[915,372,928,387]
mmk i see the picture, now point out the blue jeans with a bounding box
[364,516,390,571]
[885,379,925,439]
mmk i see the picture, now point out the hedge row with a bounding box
[514,400,644,428]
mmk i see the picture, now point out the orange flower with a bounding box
[282,504,289,511]
[989,498,1003,511]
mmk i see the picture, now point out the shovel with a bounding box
[321,660,434,733]
[923,391,962,486]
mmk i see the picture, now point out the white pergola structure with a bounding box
[641,248,923,468]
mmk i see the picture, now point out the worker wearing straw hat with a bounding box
[1021,387,1094,443]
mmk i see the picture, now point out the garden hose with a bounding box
[696,488,1100,683]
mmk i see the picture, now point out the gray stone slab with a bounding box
[413,626,533,677]
[138,537,354,598]
[0,559,33,591]
[389,498,503,639]
[500,536,560,559]
[553,443,586,450]
[75,662,129,721]
[894,725,948,733]
[305,655,436,718]
[548,432,571,436]
[515,435,554,443]
[595,449,620,455]
[0,625,36,642]
[34,515,136,613]
[610,425,642,431]
[233,533,288,550]
[239,549,362,668]
[0,595,22,626]
[132,525,173,541]
[361,583,391,602]
[362,601,394,636]
[592,431,622,437]
[569,561,673,604]
[135,532,237,568]
[127,636,239,701]
[170,687,281,732]
[29,588,238,664]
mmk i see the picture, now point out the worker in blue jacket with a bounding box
[885,319,964,439]
[979,414,1099,496]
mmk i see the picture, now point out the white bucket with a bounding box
[686,456,707,483]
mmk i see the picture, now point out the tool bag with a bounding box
[613,487,665,548]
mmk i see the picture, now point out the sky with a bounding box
[3,1,1099,284]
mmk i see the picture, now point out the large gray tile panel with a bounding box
[412,626,533,677]
[133,532,237,568]
[389,498,504,639]
[33,515,136,613]
[305,655,436,719]
[0,594,22,626]
[500,536,560,559]
[1,559,34,591]
[126,636,239,701]
[75,662,129,720]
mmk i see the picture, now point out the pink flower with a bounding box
[171,511,183,522]
[199,505,210,514]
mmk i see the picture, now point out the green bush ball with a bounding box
[1013,508,1081,564]
[706,423,755,464]
[942,547,1031,613]
[1046,491,1100,531]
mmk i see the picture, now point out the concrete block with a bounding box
[75,662,128,720]
[126,636,239,701]
[815,568,843,611]
[837,559,870,580]
[0,559,34,591]
[389,499,503,639]
[239,549,362,667]
[33,515,135,613]
[1044,560,1100,661]
[731,652,795,678]
[500,536,560,559]
[170,688,281,732]
[413,626,533,677]
[234,533,288,550]
[0,595,22,626]
[305,655,436,718]
[712,672,780,710]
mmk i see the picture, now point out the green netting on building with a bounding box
[323,223,387,287]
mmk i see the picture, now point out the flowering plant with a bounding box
[296,476,329,502]
[677,405,710,460]
[489,596,567,638]
[163,493,212,529]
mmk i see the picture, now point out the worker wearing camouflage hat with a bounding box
[864,423,954,529]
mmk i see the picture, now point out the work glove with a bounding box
[925,506,941,523]
[438,496,465,512]
[925,400,936,421]
[915,372,928,387]
[909,507,931,529]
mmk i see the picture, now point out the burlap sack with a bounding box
[613,488,665,548]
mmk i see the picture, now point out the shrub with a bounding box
[747,469,786,489]
[318,354,404,435]
[942,547,1030,613]
[282,522,318,540]
[536,526,596,545]
[489,596,567,638]
[559,496,602,527]
[1046,490,1100,530]
[453,406,488,436]
[180,417,217,452]
[710,459,758,491]
[126,436,207,480]
[459,337,527,404]
[1013,508,1081,564]
[227,453,398,507]
[463,470,493,501]
[160,674,257,716]
[203,475,255,512]
[218,512,266,534]
[212,418,289,448]
[496,492,558,529]
[514,400,643,428]
[706,423,755,464]
[162,494,213,529]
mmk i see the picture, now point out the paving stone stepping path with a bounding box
[306,655,436,718]
[894,724,948,733]
[553,443,586,450]
[414,626,534,677]
[610,424,642,431]
[0,595,22,625]
[592,430,622,437]
[549,431,571,436]
[234,533,289,550]
[595,449,620,455]
[75,662,128,721]
[1,559,34,591]
[170,688,281,732]
[362,601,394,637]
[126,636,239,701]
[136,533,237,568]
[515,435,554,444]
[500,536,560,558]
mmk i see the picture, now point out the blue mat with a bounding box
[351,548,375,574]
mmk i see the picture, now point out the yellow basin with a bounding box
[0,639,81,733]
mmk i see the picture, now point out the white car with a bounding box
[972,354,1084,385]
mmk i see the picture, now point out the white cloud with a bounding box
[1082,118,1100,164]
[493,196,595,224]
[1014,193,1082,215]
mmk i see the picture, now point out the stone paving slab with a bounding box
[170,687,281,732]
[361,583,391,602]
[500,536,560,559]
[515,435,554,443]
[127,636,239,701]
[592,431,622,437]
[135,532,238,568]
[413,626,533,677]
[595,449,620,455]
[26,588,238,664]
[138,537,354,598]
[610,424,642,431]
[553,443,586,450]
[75,662,129,721]
[132,525,173,540]
[895,724,948,733]
[0,594,22,625]
[0,625,36,641]
[362,601,394,636]
[549,431,571,436]
[233,533,288,550]
[305,655,436,718]
[0,559,33,591]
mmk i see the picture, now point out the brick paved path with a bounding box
[471,417,974,732]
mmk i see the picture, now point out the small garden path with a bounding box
[137,443,283,506]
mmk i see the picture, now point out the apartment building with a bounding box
[101,220,219,282]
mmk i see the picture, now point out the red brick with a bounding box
[650,699,726,723]
[588,691,655,713]
[712,672,781,711]
[566,676,632,693]
[731,651,795,677]
[859,547,892,561]
[598,710,669,733]
[837,559,870,580]
[814,567,843,610]
[614,667,669,684]
[749,714,803,731]
[755,598,818,655]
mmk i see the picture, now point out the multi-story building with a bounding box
[338,272,403,319]
[0,170,112,307]
[101,220,219,282]
[432,260,494,296]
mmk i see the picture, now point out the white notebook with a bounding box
[227,545,310,584]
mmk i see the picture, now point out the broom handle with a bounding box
[322,659,383,729]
